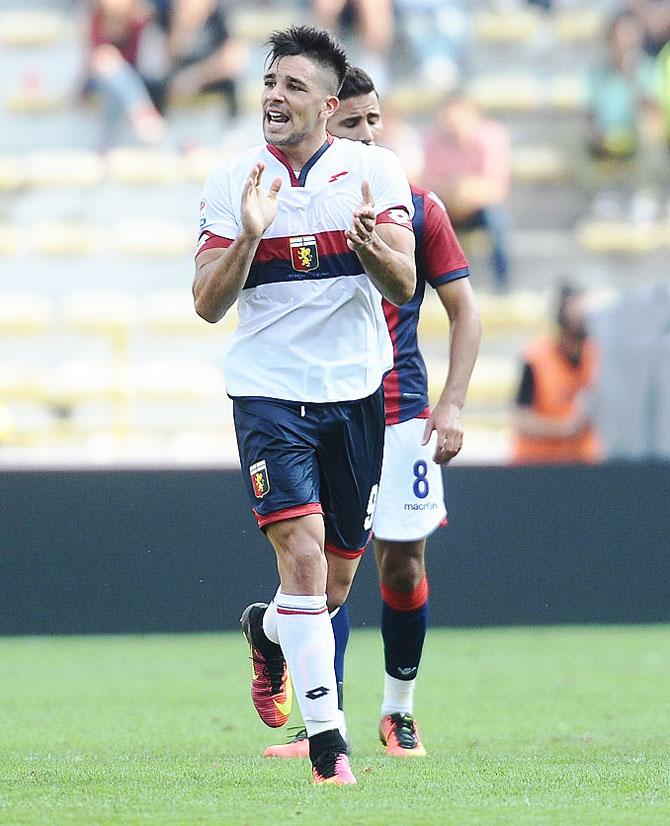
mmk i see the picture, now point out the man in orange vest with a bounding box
[511,285,601,465]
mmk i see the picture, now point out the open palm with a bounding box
[241,162,282,238]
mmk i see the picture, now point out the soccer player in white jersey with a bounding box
[193,29,416,785]
[263,67,481,759]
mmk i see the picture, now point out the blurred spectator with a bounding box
[586,11,658,160]
[657,39,670,156]
[394,0,471,92]
[421,94,511,291]
[377,98,425,181]
[310,0,394,92]
[590,278,670,459]
[86,0,165,146]
[584,10,660,220]
[510,285,601,466]
[146,0,248,120]
[628,0,670,58]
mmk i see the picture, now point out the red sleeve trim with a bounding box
[196,232,233,256]
[324,537,370,559]
[380,574,429,611]
[253,502,323,529]
[376,206,413,231]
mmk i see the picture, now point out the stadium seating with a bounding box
[0,0,660,467]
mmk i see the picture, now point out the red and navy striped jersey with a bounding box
[382,186,470,425]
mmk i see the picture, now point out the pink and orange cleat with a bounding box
[379,713,427,757]
[240,603,292,728]
[263,727,310,758]
[312,751,357,785]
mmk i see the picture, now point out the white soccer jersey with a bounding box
[197,136,414,403]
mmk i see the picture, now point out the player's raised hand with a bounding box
[241,162,282,239]
[346,180,376,250]
[422,401,464,464]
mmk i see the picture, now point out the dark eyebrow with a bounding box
[285,74,308,88]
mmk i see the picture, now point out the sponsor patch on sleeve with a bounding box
[376,206,413,230]
[195,233,233,256]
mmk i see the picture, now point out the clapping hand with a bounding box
[241,162,282,239]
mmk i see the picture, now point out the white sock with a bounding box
[337,709,347,739]
[261,588,281,644]
[381,673,415,717]
[275,592,339,738]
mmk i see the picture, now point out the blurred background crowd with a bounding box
[1,0,669,466]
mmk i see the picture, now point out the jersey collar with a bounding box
[266,134,334,187]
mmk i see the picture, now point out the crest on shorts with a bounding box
[250,459,270,498]
[289,235,319,272]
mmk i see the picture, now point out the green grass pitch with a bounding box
[1,625,668,825]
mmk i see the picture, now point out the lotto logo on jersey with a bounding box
[289,236,319,272]
[250,459,270,498]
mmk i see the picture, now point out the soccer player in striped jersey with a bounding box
[194,32,416,784]
[263,67,481,759]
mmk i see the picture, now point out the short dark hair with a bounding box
[265,26,348,94]
[556,283,584,329]
[338,66,377,101]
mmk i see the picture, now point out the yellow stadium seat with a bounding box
[125,359,225,401]
[106,147,183,185]
[477,291,550,337]
[428,354,517,407]
[183,147,235,183]
[555,9,603,42]
[0,226,23,257]
[143,291,234,335]
[0,401,13,442]
[33,222,104,256]
[39,358,123,405]
[466,355,518,405]
[0,155,26,190]
[419,290,549,340]
[548,75,584,111]
[230,7,295,42]
[112,222,193,257]
[469,75,541,112]
[0,363,45,402]
[0,293,52,333]
[5,89,67,115]
[577,221,662,254]
[60,293,141,336]
[511,145,570,183]
[26,150,105,188]
[385,85,445,118]
[0,11,66,46]
[473,10,538,42]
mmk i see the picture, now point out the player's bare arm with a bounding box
[422,278,481,464]
[346,181,415,306]
[511,402,589,440]
[193,162,282,323]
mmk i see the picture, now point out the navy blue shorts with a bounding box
[233,386,385,558]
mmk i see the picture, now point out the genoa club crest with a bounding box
[250,459,270,498]
[289,235,319,272]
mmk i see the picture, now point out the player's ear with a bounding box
[323,95,340,119]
